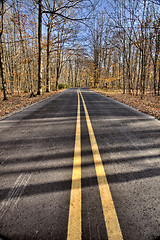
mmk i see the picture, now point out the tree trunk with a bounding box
[142,47,147,95]
[0,39,7,100]
[0,0,8,100]
[153,30,159,95]
[68,58,72,86]
[56,65,60,91]
[127,41,131,94]
[158,65,160,96]
[37,0,42,95]
[94,48,99,87]
[136,51,141,96]
[46,22,50,92]
[16,0,28,93]
[122,30,126,94]
[74,57,78,87]
[153,64,157,95]
[140,49,144,99]
[56,49,60,91]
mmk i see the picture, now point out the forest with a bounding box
[0,0,160,101]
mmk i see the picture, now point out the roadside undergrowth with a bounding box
[0,90,63,119]
[92,88,160,120]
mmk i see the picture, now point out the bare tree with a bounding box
[0,0,7,100]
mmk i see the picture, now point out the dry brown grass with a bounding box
[92,88,160,120]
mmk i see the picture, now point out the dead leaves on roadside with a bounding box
[93,89,160,120]
[0,91,62,119]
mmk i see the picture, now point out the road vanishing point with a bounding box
[0,88,160,240]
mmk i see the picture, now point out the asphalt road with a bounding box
[0,88,159,240]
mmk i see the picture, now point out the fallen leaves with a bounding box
[93,89,160,120]
[0,90,63,119]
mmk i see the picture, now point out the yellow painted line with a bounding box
[67,89,81,240]
[79,90,123,240]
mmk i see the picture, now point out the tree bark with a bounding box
[0,39,7,100]
[122,30,126,94]
[56,63,60,91]
[0,0,8,100]
[37,0,42,95]
[46,21,51,92]
[158,65,160,96]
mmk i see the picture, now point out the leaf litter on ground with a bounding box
[0,90,63,119]
[92,89,160,120]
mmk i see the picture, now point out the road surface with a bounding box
[0,88,160,240]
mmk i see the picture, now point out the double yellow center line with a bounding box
[67,89,123,240]
[67,90,81,240]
